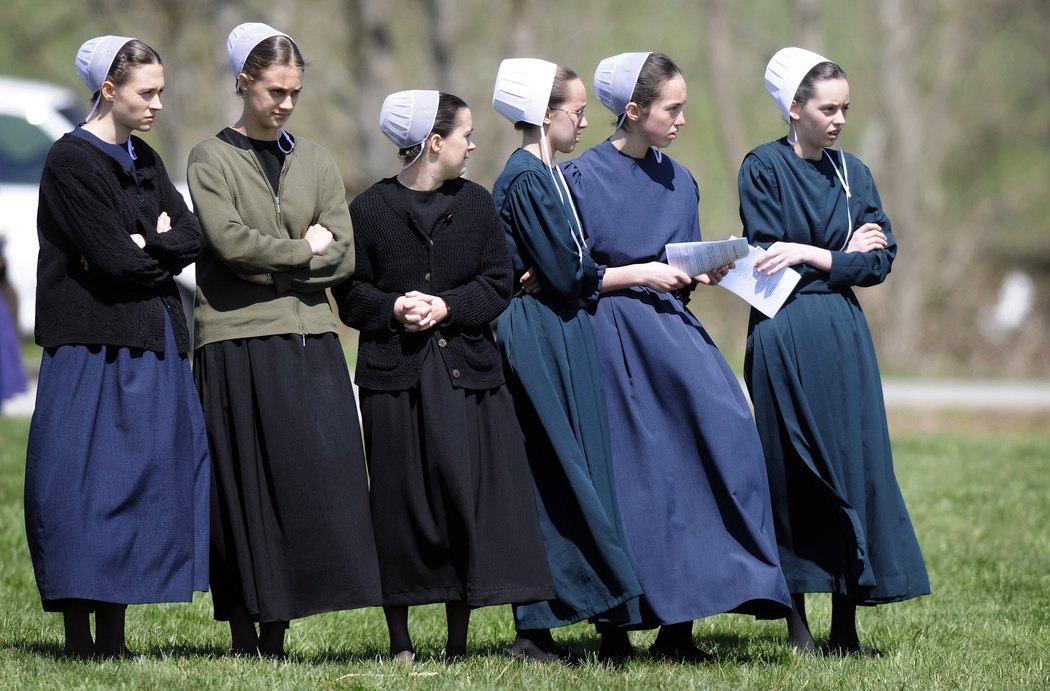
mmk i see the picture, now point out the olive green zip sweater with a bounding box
[187,129,354,348]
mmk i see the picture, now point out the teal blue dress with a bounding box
[493,149,641,629]
[738,138,929,604]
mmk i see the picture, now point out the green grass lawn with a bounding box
[1,415,1048,688]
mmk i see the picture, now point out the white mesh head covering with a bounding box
[764,47,830,120]
[593,51,652,116]
[379,90,440,148]
[492,58,557,126]
[227,22,293,80]
[75,35,136,93]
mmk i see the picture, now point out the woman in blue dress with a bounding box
[737,47,929,654]
[561,52,790,661]
[25,36,208,658]
[491,59,641,662]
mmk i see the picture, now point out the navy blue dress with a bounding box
[562,141,790,627]
[493,149,641,629]
[25,129,209,611]
[738,138,929,604]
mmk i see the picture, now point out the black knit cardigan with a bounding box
[333,176,513,391]
[34,133,201,354]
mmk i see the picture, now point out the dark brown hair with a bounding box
[237,35,305,95]
[398,92,469,162]
[90,39,162,101]
[513,65,579,132]
[793,61,848,107]
[620,52,682,131]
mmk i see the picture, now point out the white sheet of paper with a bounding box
[665,238,749,277]
[718,240,801,317]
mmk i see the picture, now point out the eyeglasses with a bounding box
[552,106,585,122]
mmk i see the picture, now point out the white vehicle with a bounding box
[0,75,195,336]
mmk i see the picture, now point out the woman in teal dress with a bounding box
[491,58,641,662]
[738,47,929,654]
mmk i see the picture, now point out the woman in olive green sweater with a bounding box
[186,22,380,658]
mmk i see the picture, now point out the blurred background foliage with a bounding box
[2,0,1047,376]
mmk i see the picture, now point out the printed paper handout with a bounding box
[717,238,800,317]
[665,238,749,277]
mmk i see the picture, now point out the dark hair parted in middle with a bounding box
[793,61,848,108]
[397,92,469,162]
[237,35,305,95]
[513,65,580,132]
[90,39,162,102]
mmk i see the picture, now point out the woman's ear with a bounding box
[99,80,117,103]
[789,101,801,121]
[543,109,553,126]
[427,133,443,153]
[624,101,642,123]
[237,73,251,94]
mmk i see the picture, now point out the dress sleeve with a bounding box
[437,187,514,329]
[270,153,356,294]
[509,167,600,302]
[39,159,173,288]
[827,162,897,288]
[187,147,315,275]
[737,153,784,249]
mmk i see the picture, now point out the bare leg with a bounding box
[444,602,470,661]
[384,606,413,662]
[228,605,259,655]
[61,599,95,659]
[787,593,816,652]
[259,620,288,659]
[94,602,128,659]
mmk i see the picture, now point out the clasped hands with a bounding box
[394,291,449,332]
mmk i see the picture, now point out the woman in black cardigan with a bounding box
[334,90,552,663]
[25,36,208,659]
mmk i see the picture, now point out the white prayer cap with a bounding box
[227,22,292,79]
[764,47,830,120]
[379,90,440,148]
[593,51,652,115]
[492,58,557,126]
[75,35,136,93]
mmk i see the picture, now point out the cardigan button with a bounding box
[437,338,447,348]
[451,369,461,379]
[424,272,431,282]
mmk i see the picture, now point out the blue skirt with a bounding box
[25,316,209,611]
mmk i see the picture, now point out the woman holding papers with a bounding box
[561,52,789,661]
[737,48,928,655]
[491,59,641,662]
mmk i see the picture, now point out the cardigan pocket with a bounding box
[362,336,402,371]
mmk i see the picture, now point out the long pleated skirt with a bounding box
[25,315,209,611]
[746,291,929,604]
[194,332,382,622]
[360,339,554,608]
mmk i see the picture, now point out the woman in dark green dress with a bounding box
[738,47,929,654]
[491,59,641,662]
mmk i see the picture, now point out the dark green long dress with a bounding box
[493,148,641,629]
[738,138,929,604]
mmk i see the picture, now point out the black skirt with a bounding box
[360,339,554,607]
[194,333,382,622]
